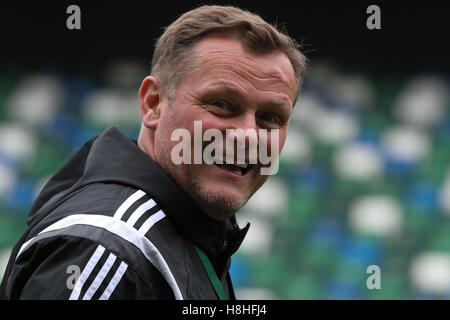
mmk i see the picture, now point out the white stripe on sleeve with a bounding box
[113,190,146,220]
[69,245,106,300]
[82,252,117,300]
[126,198,156,227]
[99,261,128,300]
[138,210,166,235]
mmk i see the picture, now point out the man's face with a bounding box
[149,35,297,221]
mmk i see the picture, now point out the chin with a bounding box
[159,160,251,219]
[193,183,249,220]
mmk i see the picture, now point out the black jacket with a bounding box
[0,127,249,300]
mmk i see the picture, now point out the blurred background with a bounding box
[1,1,449,299]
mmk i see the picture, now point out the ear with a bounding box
[139,76,163,129]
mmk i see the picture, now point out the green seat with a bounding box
[23,139,69,179]
[0,213,26,248]
[284,274,321,299]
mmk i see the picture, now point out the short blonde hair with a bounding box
[151,5,307,104]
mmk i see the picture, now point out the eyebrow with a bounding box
[203,81,293,109]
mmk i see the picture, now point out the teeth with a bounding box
[233,169,242,175]
[213,154,248,169]
[235,162,248,169]
[213,154,224,164]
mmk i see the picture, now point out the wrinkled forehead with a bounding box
[192,35,298,100]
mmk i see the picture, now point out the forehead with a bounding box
[189,34,297,101]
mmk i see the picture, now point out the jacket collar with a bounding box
[80,127,249,260]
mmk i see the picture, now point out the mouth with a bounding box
[212,155,254,176]
[214,162,253,176]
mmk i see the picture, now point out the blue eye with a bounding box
[260,113,278,123]
[212,101,227,109]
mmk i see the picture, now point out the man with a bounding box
[0,5,306,299]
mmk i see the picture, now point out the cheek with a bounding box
[153,115,180,162]
[277,131,288,153]
[157,107,189,143]
[263,129,287,157]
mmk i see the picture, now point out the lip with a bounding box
[212,163,251,181]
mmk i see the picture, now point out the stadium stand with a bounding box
[0,59,449,299]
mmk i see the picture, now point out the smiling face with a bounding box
[138,34,297,221]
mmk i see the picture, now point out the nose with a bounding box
[226,111,258,138]
[225,112,259,163]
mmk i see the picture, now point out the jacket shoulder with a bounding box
[5,185,180,299]
[50,183,144,219]
[8,235,173,299]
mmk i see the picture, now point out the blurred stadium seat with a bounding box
[0,60,449,300]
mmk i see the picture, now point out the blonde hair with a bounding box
[151,5,307,103]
